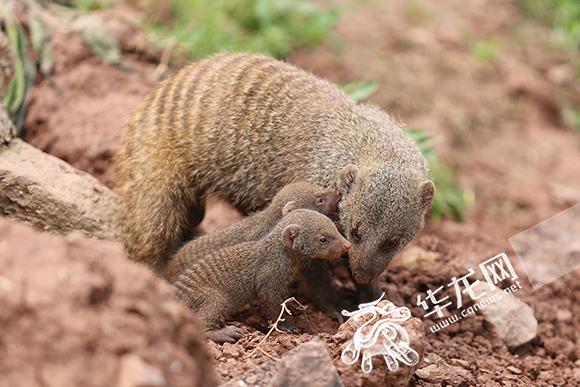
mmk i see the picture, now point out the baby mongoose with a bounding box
[115,52,434,301]
[174,208,351,343]
[163,181,340,281]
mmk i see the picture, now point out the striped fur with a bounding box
[114,52,432,283]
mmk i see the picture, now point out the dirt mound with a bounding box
[0,217,217,387]
[23,9,155,187]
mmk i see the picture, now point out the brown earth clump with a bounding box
[0,217,217,387]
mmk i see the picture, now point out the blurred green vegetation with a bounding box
[146,0,338,59]
[0,4,49,130]
[469,37,500,62]
[341,80,379,102]
[406,128,473,222]
[518,0,580,49]
[343,81,473,222]
[563,105,580,132]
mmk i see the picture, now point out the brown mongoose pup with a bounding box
[163,181,340,281]
[173,208,351,343]
[114,52,434,291]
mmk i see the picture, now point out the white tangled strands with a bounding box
[340,293,420,374]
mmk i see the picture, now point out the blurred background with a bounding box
[1,0,578,227]
[1,1,579,385]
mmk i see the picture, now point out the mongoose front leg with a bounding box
[302,260,345,324]
[257,281,301,334]
[356,279,382,303]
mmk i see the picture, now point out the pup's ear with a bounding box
[282,224,301,249]
[282,201,298,216]
[337,164,359,196]
[419,180,435,212]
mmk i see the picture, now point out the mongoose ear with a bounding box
[282,224,301,249]
[282,201,298,216]
[419,180,436,211]
[337,164,359,196]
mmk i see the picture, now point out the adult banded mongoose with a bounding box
[174,208,351,343]
[163,181,340,281]
[115,52,434,292]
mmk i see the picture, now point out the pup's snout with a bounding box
[341,241,351,253]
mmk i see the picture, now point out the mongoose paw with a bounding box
[206,325,245,344]
[277,320,301,334]
[327,307,345,324]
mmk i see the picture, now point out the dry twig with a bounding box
[246,297,307,360]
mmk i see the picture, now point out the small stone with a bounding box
[449,358,470,368]
[333,300,425,387]
[556,309,572,322]
[506,366,522,374]
[269,340,343,387]
[543,337,575,359]
[222,346,241,359]
[473,283,537,348]
[399,246,440,269]
[117,354,167,387]
[415,359,473,385]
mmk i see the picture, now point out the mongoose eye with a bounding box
[383,239,399,253]
[319,237,328,244]
[315,197,326,206]
[350,227,361,243]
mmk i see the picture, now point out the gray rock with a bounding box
[0,139,118,240]
[332,301,425,387]
[415,354,473,384]
[117,354,167,387]
[222,340,343,387]
[473,282,537,348]
[269,340,343,387]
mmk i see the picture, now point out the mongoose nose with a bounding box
[342,242,351,252]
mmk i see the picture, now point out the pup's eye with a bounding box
[315,197,326,206]
[383,239,398,252]
[319,237,328,244]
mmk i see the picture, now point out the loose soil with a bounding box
[13,0,580,385]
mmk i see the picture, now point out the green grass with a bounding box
[1,6,39,130]
[563,105,580,132]
[406,128,473,221]
[342,81,473,221]
[341,80,379,102]
[518,0,580,49]
[146,0,338,59]
[469,37,500,62]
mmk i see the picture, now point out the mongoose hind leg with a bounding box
[176,288,243,343]
[118,168,204,274]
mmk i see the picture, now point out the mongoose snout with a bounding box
[337,165,435,285]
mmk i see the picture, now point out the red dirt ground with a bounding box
[12,0,580,386]
[0,218,217,387]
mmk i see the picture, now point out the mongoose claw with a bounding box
[331,309,345,325]
[320,304,345,324]
[206,325,245,344]
[277,320,301,334]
